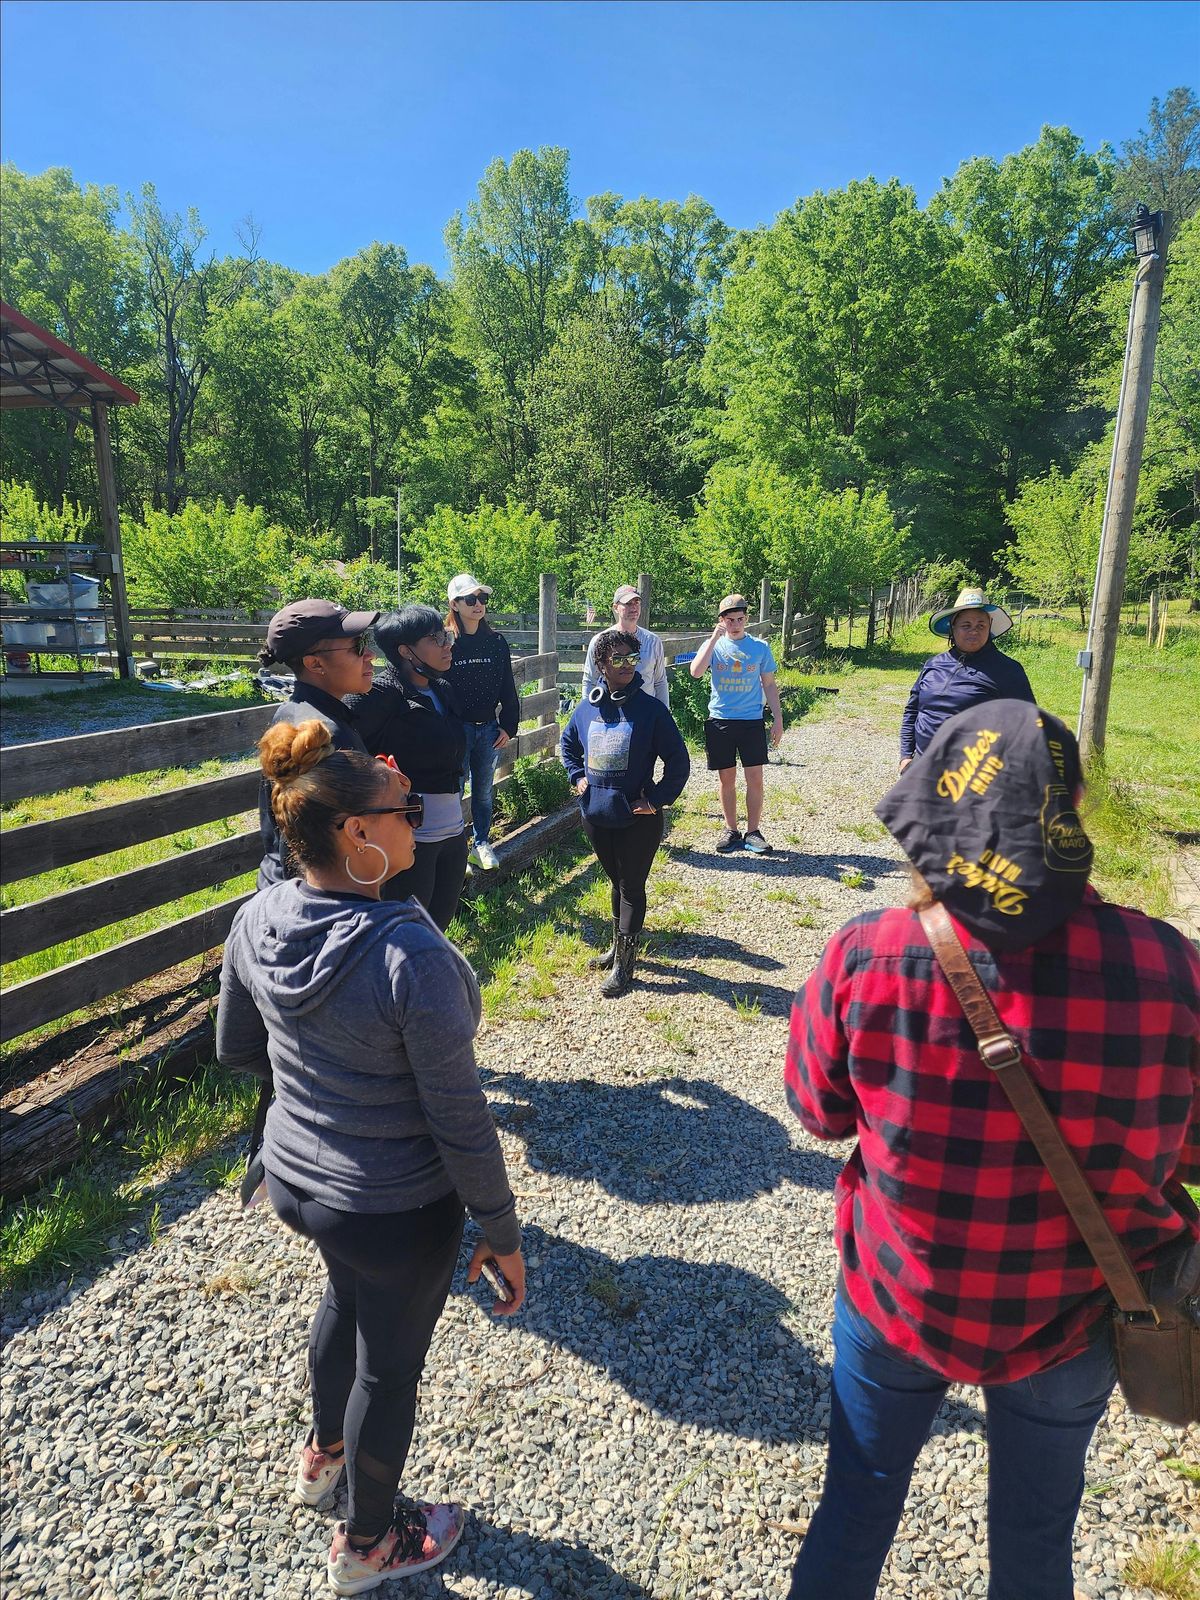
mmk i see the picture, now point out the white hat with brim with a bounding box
[929,587,1013,639]
[448,573,493,602]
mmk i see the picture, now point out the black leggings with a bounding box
[267,1174,465,1540]
[582,811,664,935]
[382,829,470,931]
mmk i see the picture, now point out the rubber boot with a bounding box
[600,931,638,999]
[587,919,619,971]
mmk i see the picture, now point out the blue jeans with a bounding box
[461,718,500,846]
[788,1287,1116,1600]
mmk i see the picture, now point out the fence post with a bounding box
[637,571,652,629]
[865,587,877,649]
[538,571,557,692]
[886,582,897,639]
[782,577,795,658]
[759,578,770,625]
[1146,589,1160,644]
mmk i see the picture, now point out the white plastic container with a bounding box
[26,575,101,610]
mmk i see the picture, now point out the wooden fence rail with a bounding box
[1,646,560,1047]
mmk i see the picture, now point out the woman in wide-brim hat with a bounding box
[898,587,1035,771]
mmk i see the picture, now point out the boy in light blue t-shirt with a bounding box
[689,594,783,854]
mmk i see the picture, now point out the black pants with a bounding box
[382,829,470,931]
[267,1174,465,1540]
[582,811,664,935]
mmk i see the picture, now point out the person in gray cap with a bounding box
[582,584,669,707]
[256,599,379,887]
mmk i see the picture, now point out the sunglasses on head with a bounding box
[608,653,641,668]
[458,592,489,607]
[336,794,425,830]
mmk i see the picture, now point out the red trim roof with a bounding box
[0,300,139,410]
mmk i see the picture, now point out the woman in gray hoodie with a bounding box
[217,719,524,1596]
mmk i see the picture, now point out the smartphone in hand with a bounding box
[479,1259,513,1304]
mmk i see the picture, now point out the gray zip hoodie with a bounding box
[217,880,519,1255]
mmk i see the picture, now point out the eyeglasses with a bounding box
[310,634,373,658]
[607,654,641,668]
[458,592,489,607]
[335,795,425,830]
[420,629,454,649]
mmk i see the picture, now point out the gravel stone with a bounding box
[2,700,1195,1599]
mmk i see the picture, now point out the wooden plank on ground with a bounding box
[2,891,252,1044]
[1,830,260,962]
[1,704,275,801]
[1,768,260,884]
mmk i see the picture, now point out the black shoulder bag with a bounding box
[239,1080,272,1211]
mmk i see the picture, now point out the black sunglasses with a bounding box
[335,794,424,830]
[312,634,373,657]
[458,592,489,607]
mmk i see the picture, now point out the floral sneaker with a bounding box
[295,1432,346,1506]
[327,1501,465,1594]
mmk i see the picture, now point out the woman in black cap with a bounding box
[899,586,1034,772]
[347,605,470,932]
[256,599,379,887]
[783,700,1200,1600]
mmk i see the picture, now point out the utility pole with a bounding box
[396,486,403,605]
[1078,207,1168,763]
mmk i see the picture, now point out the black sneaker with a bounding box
[743,830,772,855]
[716,828,743,853]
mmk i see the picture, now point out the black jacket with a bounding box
[446,628,521,737]
[257,681,367,888]
[347,666,467,794]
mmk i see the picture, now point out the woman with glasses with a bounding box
[444,573,520,873]
[218,718,524,1595]
[347,604,471,932]
[256,599,379,887]
[560,629,690,997]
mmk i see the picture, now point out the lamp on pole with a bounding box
[1076,205,1168,763]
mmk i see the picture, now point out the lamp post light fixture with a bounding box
[1131,204,1164,261]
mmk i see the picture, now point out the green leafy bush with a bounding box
[284,551,400,612]
[494,754,570,828]
[407,498,560,613]
[0,480,95,597]
[122,497,290,610]
[669,667,710,745]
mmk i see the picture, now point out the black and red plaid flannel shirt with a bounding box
[785,889,1200,1385]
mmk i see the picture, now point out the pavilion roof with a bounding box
[0,300,139,411]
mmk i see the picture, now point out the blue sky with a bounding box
[2,1,1196,275]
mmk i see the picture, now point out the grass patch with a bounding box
[1164,1459,1200,1486]
[1124,1537,1200,1600]
[839,868,867,889]
[0,1061,260,1299]
[733,991,762,1020]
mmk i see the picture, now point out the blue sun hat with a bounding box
[929,586,1013,639]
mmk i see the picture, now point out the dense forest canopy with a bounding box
[1,87,1197,614]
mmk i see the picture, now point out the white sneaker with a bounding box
[473,841,500,870]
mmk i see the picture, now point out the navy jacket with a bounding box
[560,675,690,829]
[900,641,1035,759]
[257,681,368,888]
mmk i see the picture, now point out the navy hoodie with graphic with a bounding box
[560,673,690,828]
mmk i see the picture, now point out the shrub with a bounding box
[407,499,560,613]
[494,754,571,828]
[669,667,710,746]
[122,498,290,611]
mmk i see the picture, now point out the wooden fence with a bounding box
[0,646,559,1048]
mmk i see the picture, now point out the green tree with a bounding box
[0,165,144,506]
[1114,87,1200,248]
[407,498,560,612]
[446,147,588,480]
[526,304,663,540]
[573,495,695,616]
[701,179,959,547]
[122,497,290,610]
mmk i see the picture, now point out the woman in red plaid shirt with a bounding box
[784,701,1199,1600]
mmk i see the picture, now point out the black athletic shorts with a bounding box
[704,716,768,771]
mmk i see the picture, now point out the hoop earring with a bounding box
[345,842,390,886]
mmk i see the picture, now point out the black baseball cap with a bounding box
[265,600,379,660]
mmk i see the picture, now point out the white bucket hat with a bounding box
[929,587,1013,639]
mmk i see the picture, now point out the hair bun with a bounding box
[258,718,333,785]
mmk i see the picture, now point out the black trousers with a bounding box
[582,811,664,935]
[267,1174,465,1540]
[382,829,469,931]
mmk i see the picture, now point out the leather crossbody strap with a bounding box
[247,1079,272,1161]
[919,902,1154,1318]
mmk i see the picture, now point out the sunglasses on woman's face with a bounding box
[459,593,489,607]
[312,634,373,657]
[336,794,425,830]
[608,653,641,669]
[420,630,454,649]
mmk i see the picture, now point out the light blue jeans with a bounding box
[461,718,500,846]
[788,1285,1117,1600]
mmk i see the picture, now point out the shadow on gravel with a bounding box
[635,958,797,1018]
[449,1517,654,1599]
[664,845,901,889]
[486,1070,843,1202]
[476,1225,982,1442]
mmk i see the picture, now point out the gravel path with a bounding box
[2,691,1193,1600]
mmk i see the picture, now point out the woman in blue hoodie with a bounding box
[217,719,524,1595]
[560,629,690,997]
